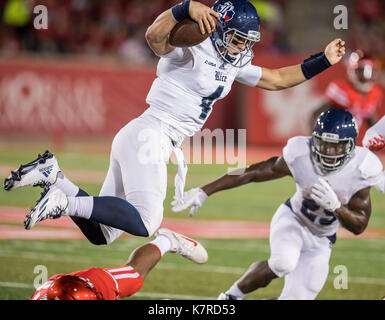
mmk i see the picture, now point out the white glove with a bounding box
[310,178,341,212]
[171,188,208,217]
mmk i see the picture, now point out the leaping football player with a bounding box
[172,109,384,300]
[4,1,345,250]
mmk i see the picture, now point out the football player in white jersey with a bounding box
[172,108,383,300]
[4,1,346,248]
[363,115,385,153]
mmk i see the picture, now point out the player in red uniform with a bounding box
[310,51,383,131]
[31,228,208,300]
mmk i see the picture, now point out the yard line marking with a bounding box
[132,292,215,300]
[0,282,34,289]
[0,282,214,299]
[335,277,385,285]
[1,251,385,285]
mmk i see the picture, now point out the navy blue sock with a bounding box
[91,197,149,237]
[70,188,107,245]
[76,188,89,197]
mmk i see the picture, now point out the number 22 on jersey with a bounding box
[301,198,337,226]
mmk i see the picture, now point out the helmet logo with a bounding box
[217,1,235,22]
[321,132,339,143]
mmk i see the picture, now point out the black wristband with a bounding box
[171,0,191,22]
[301,52,332,80]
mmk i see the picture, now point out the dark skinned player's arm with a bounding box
[334,187,371,235]
[201,156,292,196]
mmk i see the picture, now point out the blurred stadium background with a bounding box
[0,0,384,300]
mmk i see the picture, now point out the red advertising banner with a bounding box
[243,54,385,146]
[0,57,383,146]
[0,59,155,137]
[0,58,236,139]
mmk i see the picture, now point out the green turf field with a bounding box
[0,143,384,300]
[1,238,385,300]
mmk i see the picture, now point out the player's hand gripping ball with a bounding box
[169,1,219,47]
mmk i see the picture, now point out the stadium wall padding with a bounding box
[0,56,383,146]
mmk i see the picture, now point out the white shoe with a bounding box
[217,292,239,300]
[156,228,208,264]
[4,150,61,191]
[24,187,69,230]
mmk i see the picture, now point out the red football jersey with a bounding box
[31,265,143,300]
[325,79,383,127]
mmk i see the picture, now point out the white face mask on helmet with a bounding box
[311,109,358,172]
[211,0,261,68]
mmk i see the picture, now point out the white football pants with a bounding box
[267,203,332,300]
[98,112,185,243]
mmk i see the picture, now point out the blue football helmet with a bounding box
[311,108,358,171]
[211,0,261,68]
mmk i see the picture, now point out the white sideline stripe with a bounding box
[2,280,385,300]
[2,272,385,293]
[132,292,215,300]
[0,250,245,274]
[0,282,214,300]
[0,282,34,289]
[1,250,385,284]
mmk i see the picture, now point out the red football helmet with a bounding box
[347,50,379,93]
[46,275,102,300]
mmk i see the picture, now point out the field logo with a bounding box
[333,265,348,290]
[217,2,235,22]
[333,5,348,30]
[33,265,48,289]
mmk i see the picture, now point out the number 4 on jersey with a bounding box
[199,86,224,120]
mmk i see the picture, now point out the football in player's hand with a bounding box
[169,18,211,47]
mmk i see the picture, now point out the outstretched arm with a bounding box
[172,156,291,216]
[202,156,291,196]
[256,39,346,90]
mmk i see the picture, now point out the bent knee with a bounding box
[139,210,162,237]
[133,201,164,237]
[268,255,298,278]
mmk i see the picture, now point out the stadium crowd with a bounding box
[0,0,289,62]
[0,0,384,75]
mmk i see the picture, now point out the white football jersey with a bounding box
[145,38,262,140]
[283,136,383,237]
